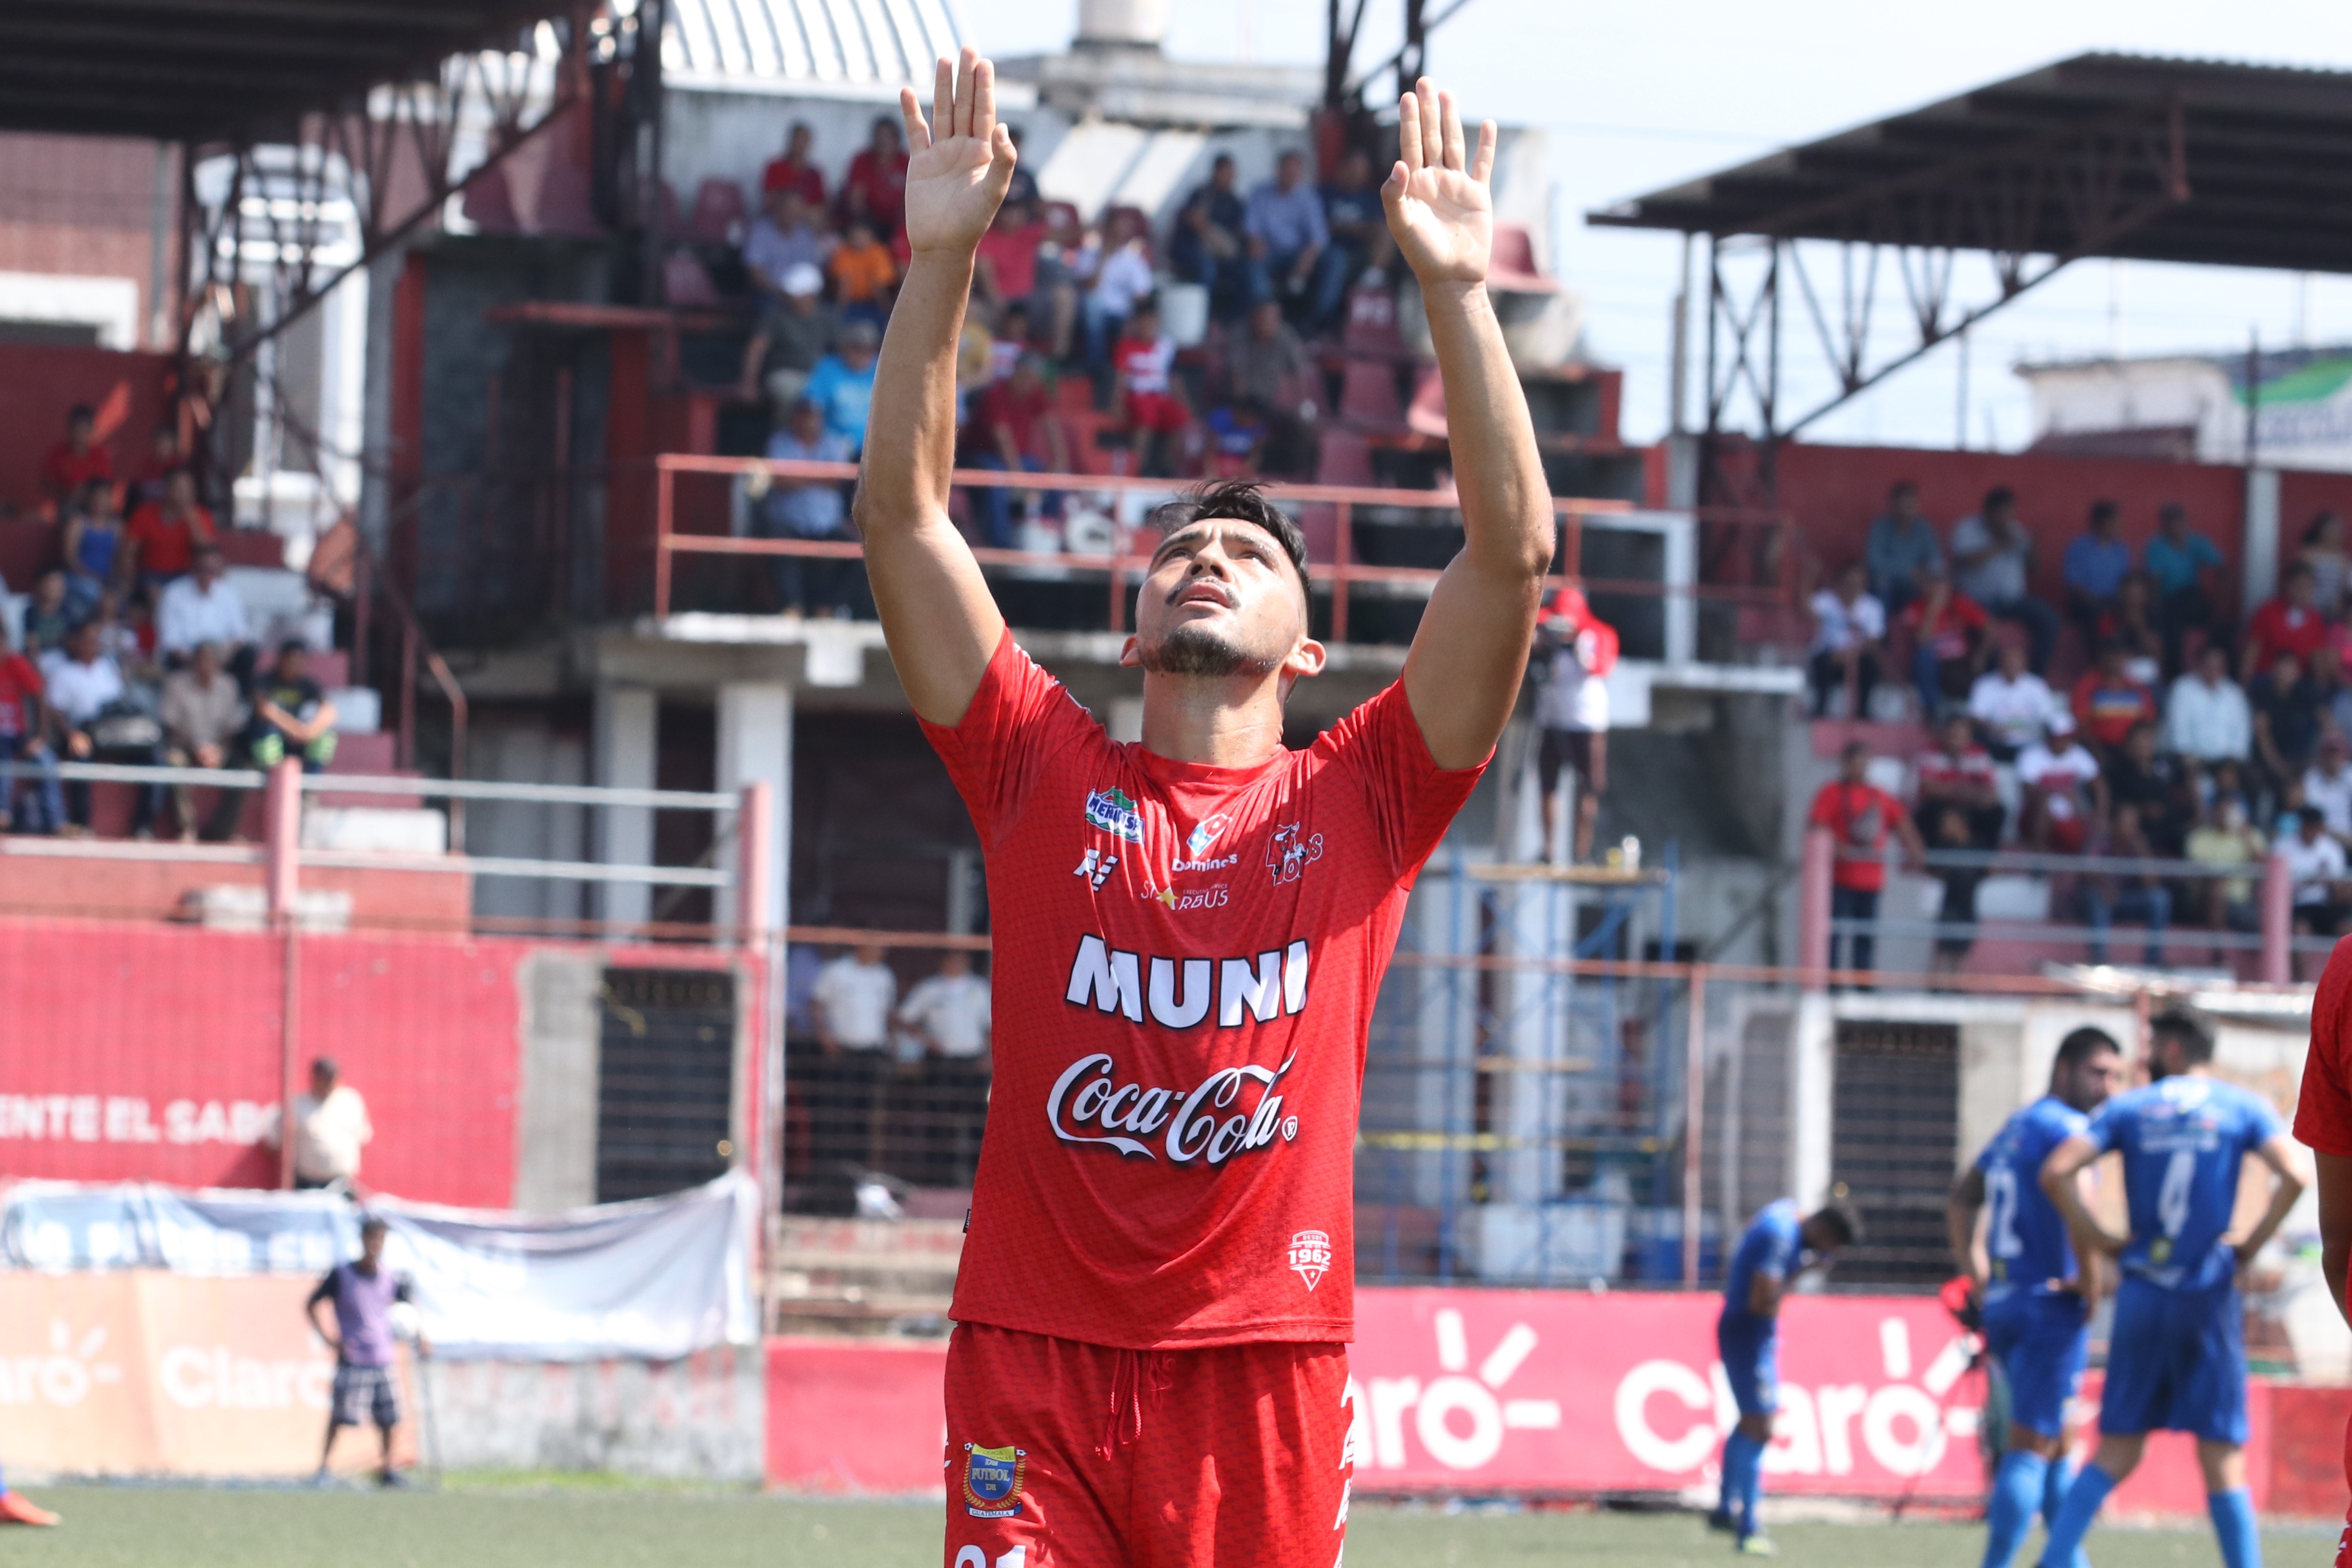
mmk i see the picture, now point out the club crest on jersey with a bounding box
[1187,814,1232,857]
[1288,1229,1333,1290]
[1085,788,1145,842]
[1266,823,1324,885]
[962,1443,1027,1518]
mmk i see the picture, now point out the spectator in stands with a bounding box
[737,261,835,408]
[1948,485,2058,673]
[1806,561,1884,719]
[2071,640,2159,762]
[827,215,898,328]
[60,479,125,621]
[2144,500,2226,678]
[2316,643,2352,740]
[2307,731,2352,841]
[804,320,881,454]
[757,398,857,619]
[838,115,909,239]
[279,1056,372,1190]
[131,422,183,511]
[41,618,160,838]
[2165,642,2252,766]
[2079,801,2169,966]
[1110,299,1188,480]
[1918,709,2004,847]
[985,302,1033,381]
[1969,640,2057,762]
[1031,203,1090,363]
[0,642,62,835]
[2019,712,2104,854]
[155,543,251,672]
[760,121,826,207]
[2283,806,2351,938]
[20,570,71,657]
[2245,561,2330,681]
[813,942,898,1168]
[1808,739,1924,977]
[1899,563,1989,718]
[2251,647,2322,800]
[1864,480,1941,614]
[2186,796,2265,940]
[96,589,159,694]
[743,189,836,302]
[1320,147,1395,291]
[2107,719,2191,856]
[2061,499,2132,645]
[160,640,247,841]
[971,354,1067,550]
[38,404,112,508]
[2100,571,2163,688]
[1003,126,1038,211]
[2301,509,2350,617]
[1201,400,1270,476]
[125,469,217,590]
[243,641,338,774]
[898,948,992,1067]
[2204,756,2253,825]
[1083,210,1157,392]
[1214,298,1318,477]
[1246,150,1347,330]
[975,196,1045,317]
[1170,154,1250,320]
[1535,589,1617,866]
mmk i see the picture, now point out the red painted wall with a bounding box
[0,343,171,521]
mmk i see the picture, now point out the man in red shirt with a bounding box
[860,54,1549,1566]
[2071,639,2160,759]
[1898,565,1989,718]
[124,469,217,586]
[2246,562,2331,681]
[839,114,910,239]
[759,120,826,206]
[0,649,65,835]
[2293,945,2352,1566]
[1111,300,1189,479]
[1808,740,1926,975]
[971,352,1068,550]
[38,404,113,508]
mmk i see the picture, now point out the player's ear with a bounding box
[1284,637,1327,681]
[1118,634,1142,669]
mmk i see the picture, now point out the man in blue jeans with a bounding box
[1245,151,1349,328]
[761,397,857,615]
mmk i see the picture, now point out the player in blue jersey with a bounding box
[1947,1026,2123,1568]
[2036,1007,2306,1568]
[1710,1195,1859,1555]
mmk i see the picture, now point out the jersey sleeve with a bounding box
[1755,1223,1800,1281]
[1316,680,1488,879]
[2296,939,2352,1157]
[2082,1098,2127,1155]
[916,629,1106,847]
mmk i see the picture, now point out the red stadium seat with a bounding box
[1338,361,1403,432]
[663,250,722,308]
[1342,283,1406,359]
[688,178,749,245]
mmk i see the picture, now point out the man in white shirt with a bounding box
[1534,588,1617,864]
[41,619,161,838]
[2017,712,2105,852]
[814,944,897,1053]
[897,948,992,1062]
[2163,642,2252,765]
[2282,807,2351,941]
[1967,641,2058,761]
[265,1057,373,1189]
[2305,732,2352,840]
[155,545,251,667]
[1807,562,1884,718]
[811,944,900,1173]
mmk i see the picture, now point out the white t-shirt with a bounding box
[37,650,126,727]
[2307,763,2352,839]
[155,575,251,655]
[2280,833,2348,906]
[1089,241,1155,316]
[813,956,897,1051]
[291,1086,371,1183]
[2017,741,2101,821]
[1536,636,1611,732]
[897,972,993,1059]
[1969,671,2059,752]
[1809,589,1885,655]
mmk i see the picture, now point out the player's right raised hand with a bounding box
[900,47,1015,257]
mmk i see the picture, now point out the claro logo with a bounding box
[1346,1308,1563,1473]
[158,1346,333,1412]
[1614,1317,1972,1479]
[0,1320,125,1407]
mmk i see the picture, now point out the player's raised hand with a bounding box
[899,48,1015,257]
[1381,77,1497,292]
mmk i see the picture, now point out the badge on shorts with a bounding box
[963,1443,1027,1518]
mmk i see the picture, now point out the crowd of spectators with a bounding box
[1,407,337,840]
[727,121,1400,617]
[1808,479,2352,968]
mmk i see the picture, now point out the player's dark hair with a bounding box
[2149,1005,2217,1065]
[2053,1027,2121,1073]
[1811,1200,1862,1247]
[1148,480,1311,598]
[359,1215,388,1238]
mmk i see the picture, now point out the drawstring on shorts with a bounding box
[1097,1348,1178,1458]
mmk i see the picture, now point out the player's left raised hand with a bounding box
[1381,77,1496,292]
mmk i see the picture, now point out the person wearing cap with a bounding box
[1532,587,1617,864]
[804,321,883,454]
[2018,712,2105,855]
[738,259,837,406]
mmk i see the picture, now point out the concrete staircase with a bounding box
[768,1217,961,1338]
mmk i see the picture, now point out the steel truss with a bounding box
[1700,99,2190,508]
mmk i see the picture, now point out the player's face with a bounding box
[2060,1048,2123,1113]
[1126,520,1320,684]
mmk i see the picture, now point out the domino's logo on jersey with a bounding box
[1085,788,1145,842]
[1187,814,1230,857]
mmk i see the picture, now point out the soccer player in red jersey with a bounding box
[856,50,1551,1568]
[2296,940,2352,1566]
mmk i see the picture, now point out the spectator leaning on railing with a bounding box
[159,640,248,841]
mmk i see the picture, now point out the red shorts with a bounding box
[943,1322,1351,1568]
[1123,391,1189,435]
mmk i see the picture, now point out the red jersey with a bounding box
[2249,598,2330,672]
[1915,743,1994,800]
[0,654,42,739]
[125,502,215,578]
[920,632,1483,1348]
[758,156,825,206]
[1899,592,1987,661]
[2296,940,2352,1159]
[41,441,112,499]
[1808,781,1907,893]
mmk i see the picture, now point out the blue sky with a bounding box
[958,0,2352,451]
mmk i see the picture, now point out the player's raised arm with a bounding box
[1385,80,1554,769]
[852,49,1012,726]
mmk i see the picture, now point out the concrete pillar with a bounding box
[594,683,658,930]
[2261,852,2295,986]
[1798,826,1834,986]
[714,681,792,935]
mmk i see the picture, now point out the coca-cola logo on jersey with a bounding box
[1045,1051,1301,1166]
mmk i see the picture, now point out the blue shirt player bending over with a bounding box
[1711,1196,1859,1555]
[2037,1007,2306,1568]
[1947,1026,2123,1568]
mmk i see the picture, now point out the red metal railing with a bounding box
[653,455,1796,639]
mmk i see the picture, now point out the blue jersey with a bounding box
[1721,1199,1805,1334]
[2085,1075,2284,1291]
[1973,1095,2089,1302]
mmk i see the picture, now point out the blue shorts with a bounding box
[1981,1289,2088,1440]
[1717,1314,1778,1419]
[2099,1276,2246,1445]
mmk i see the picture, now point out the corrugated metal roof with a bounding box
[664,0,962,87]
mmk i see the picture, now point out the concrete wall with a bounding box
[424,1347,764,1480]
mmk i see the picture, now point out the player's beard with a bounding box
[1136,623,1280,680]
